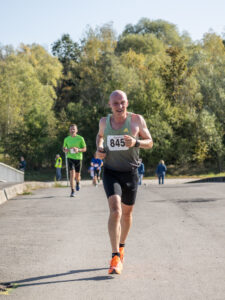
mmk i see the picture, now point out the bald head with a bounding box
[109,90,128,102]
[109,90,128,115]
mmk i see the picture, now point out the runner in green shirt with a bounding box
[63,124,87,197]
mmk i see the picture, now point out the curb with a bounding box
[0,190,7,205]
[0,182,49,206]
[0,180,93,206]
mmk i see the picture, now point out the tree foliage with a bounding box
[0,44,62,168]
[0,19,225,173]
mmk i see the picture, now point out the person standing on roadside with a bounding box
[156,160,167,184]
[63,124,86,197]
[55,154,62,181]
[96,90,153,275]
[138,159,145,185]
[19,156,26,172]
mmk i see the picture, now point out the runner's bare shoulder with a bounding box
[98,117,107,134]
[99,117,107,127]
[131,113,144,125]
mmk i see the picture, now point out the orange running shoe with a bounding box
[119,247,125,263]
[108,255,123,274]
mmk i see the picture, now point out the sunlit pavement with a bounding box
[0,182,225,299]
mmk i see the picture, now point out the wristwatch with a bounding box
[134,139,140,147]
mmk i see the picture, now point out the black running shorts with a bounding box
[68,158,82,172]
[94,168,101,177]
[103,167,139,206]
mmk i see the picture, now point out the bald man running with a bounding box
[96,90,153,274]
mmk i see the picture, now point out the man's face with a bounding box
[70,126,77,135]
[109,94,128,116]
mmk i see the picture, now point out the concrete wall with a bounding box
[0,163,24,182]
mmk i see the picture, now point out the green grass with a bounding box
[24,167,90,182]
[21,164,225,182]
[53,182,67,188]
[22,191,33,195]
[24,169,55,181]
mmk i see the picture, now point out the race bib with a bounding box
[70,148,75,154]
[107,135,128,151]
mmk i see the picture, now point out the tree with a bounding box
[193,110,224,171]
[191,33,225,170]
[116,33,164,55]
[0,45,62,168]
[195,33,225,127]
[121,18,185,47]
[52,34,80,72]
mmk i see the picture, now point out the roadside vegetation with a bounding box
[0,19,225,178]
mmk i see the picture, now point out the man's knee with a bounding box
[110,208,122,220]
[122,210,132,221]
[108,195,122,220]
[121,204,133,220]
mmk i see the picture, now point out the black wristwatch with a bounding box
[134,139,140,147]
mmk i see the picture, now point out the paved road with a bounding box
[0,182,225,300]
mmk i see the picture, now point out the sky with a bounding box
[0,0,224,51]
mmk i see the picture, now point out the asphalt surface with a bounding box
[0,181,225,300]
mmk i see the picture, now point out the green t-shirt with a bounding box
[63,135,86,160]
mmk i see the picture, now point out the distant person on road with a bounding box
[63,124,87,197]
[19,156,26,172]
[96,90,153,275]
[91,154,103,186]
[55,154,62,181]
[138,159,145,185]
[156,160,167,184]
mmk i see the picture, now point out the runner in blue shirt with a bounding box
[91,154,103,186]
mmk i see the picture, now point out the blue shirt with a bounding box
[138,163,145,175]
[156,164,167,175]
[19,160,26,170]
[91,158,102,170]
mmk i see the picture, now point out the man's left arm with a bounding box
[78,147,86,153]
[124,115,153,149]
[137,115,153,149]
[75,138,87,153]
[81,137,87,152]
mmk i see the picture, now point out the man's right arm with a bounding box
[96,117,106,160]
[63,138,69,153]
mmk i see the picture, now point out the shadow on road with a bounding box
[10,196,55,201]
[3,268,113,288]
[178,198,219,203]
[149,197,223,203]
